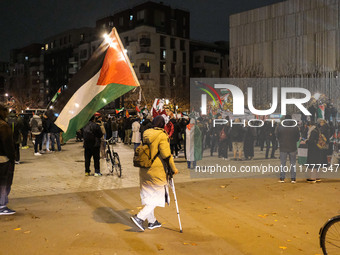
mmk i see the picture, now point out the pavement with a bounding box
[0,140,339,254]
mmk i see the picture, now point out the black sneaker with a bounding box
[148,220,162,230]
[130,215,145,231]
[0,207,16,215]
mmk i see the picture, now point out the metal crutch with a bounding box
[169,177,183,233]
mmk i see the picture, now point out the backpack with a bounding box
[133,144,159,168]
[219,127,227,141]
[316,128,328,150]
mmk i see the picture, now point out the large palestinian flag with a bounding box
[48,28,139,141]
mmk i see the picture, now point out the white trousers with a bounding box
[137,204,156,223]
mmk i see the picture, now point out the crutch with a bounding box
[169,177,183,233]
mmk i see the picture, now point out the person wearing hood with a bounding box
[131,115,178,231]
[30,114,43,156]
[0,104,16,215]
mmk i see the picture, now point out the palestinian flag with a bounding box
[317,104,325,119]
[48,28,139,141]
[115,107,124,114]
[185,123,203,162]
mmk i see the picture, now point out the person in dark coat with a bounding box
[244,124,256,160]
[275,115,300,183]
[83,115,103,176]
[170,117,180,158]
[20,114,31,149]
[218,121,230,160]
[7,111,23,163]
[0,104,16,215]
[305,119,328,183]
[50,122,62,152]
[264,121,277,159]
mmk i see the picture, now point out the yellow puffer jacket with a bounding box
[140,127,177,187]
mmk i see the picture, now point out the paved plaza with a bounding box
[1,140,339,254]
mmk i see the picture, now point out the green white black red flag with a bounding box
[47,28,139,141]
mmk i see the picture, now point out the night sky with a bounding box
[0,0,284,62]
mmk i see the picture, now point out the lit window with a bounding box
[130,15,133,21]
[25,56,28,61]
[146,61,150,67]
[45,44,48,50]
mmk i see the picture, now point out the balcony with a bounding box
[139,38,151,47]
[139,64,151,73]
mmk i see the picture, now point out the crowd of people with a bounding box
[83,110,339,184]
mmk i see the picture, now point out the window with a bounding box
[80,34,84,41]
[139,37,151,47]
[160,36,166,48]
[171,63,175,75]
[137,10,145,21]
[160,49,166,60]
[172,76,176,87]
[182,52,186,63]
[45,44,49,50]
[204,56,219,65]
[170,38,176,49]
[80,49,87,59]
[173,51,177,62]
[160,75,166,87]
[109,21,114,27]
[180,40,185,51]
[182,65,186,76]
[130,15,133,21]
[139,63,150,73]
[195,56,201,63]
[119,16,124,26]
[160,62,166,73]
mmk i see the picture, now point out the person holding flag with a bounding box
[131,115,179,231]
[45,28,139,143]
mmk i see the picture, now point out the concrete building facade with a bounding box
[229,0,340,110]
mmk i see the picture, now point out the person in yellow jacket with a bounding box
[131,115,178,231]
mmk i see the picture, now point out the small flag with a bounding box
[47,28,139,141]
[115,107,124,114]
[126,109,130,118]
[186,123,202,162]
[136,105,141,112]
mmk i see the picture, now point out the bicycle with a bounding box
[105,137,122,177]
[319,215,340,254]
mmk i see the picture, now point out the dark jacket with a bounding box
[7,112,23,144]
[83,121,103,148]
[50,122,62,133]
[0,119,15,162]
[275,123,300,152]
[230,125,245,142]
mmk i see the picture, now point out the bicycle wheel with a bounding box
[106,150,114,174]
[320,216,340,254]
[113,152,122,177]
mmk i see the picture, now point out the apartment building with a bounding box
[8,44,45,108]
[96,1,190,102]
